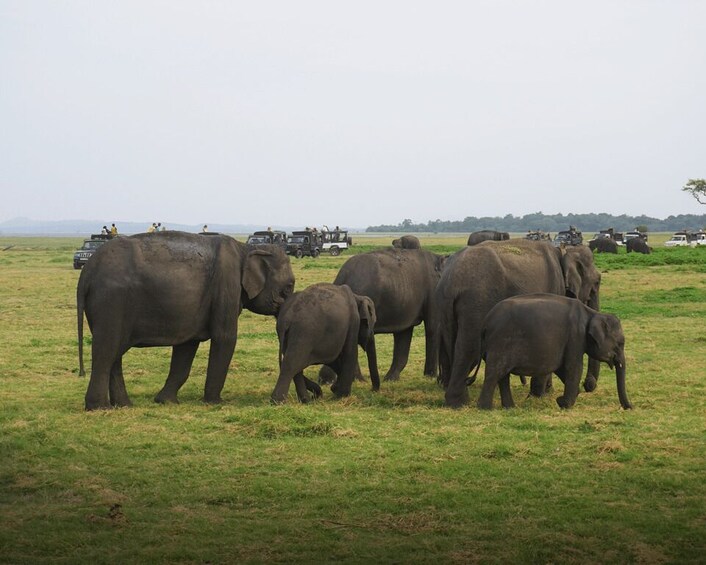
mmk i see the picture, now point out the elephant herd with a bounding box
[77,231,632,411]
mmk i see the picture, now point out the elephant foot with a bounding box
[111,397,133,408]
[85,393,111,411]
[85,401,112,411]
[423,367,438,379]
[556,395,576,409]
[445,390,469,409]
[154,391,179,405]
[583,375,598,392]
[330,383,351,398]
[270,394,287,405]
[383,372,400,382]
[306,382,323,399]
[203,395,223,405]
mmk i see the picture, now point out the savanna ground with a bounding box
[0,233,704,564]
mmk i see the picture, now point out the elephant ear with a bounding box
[586,314,608,359]
[355,295,376,347]
[434,254,448,274]
[562,254,582,299]
[562,248,601,306]
[242,248,272,299]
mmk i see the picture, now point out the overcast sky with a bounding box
[1,1,704,228]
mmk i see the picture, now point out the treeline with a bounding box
[366,212,706,234]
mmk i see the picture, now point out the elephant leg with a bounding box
[556,368,581,409]
[584,356,600,392]
[384,327,413,381]
[203,336,237,404]
[528,374,552,398]
[271,350,307,404]
[331,338,358,398]
[498,374,515,409]
[303,375,322,399]
[445,321,478,408]
[109,356,132,408]
[365,338,381,391]
[85,332,122,410]
[423,315,439,378]
[477,363,500,410]
[354,361,366,382]
[438,332,452,388]
[155,341,200,404]
[293,372,316,403]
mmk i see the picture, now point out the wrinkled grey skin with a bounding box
[392,235,421,249]
[473,294,631,410]
[589,238,618,253]
[273,283,377,403]
[436,239,602,408]
[626,238,651,254]
[467,230,510,246]
[323,248,446,384]
[77,232,295,410]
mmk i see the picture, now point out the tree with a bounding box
[682,179,706,205]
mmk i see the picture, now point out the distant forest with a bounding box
[366,212,706,234]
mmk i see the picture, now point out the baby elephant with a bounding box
[273,283,377,403]
[473,294,632,410]
[392,235,421,249]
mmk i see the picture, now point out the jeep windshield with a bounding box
[82,240,105,250]
[247,236,269,245]
[288,236,308,244]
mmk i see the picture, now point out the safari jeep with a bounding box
[246,230,287,250]
[286,230,322,258]
[73,234,112,269]
[321,226,352,256]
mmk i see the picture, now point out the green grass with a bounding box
[0,236,705,563]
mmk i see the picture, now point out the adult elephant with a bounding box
[589,238,618,253]
[324,248,446,383]
[626,237,651,254]
[467,230,510,246]
[436,239,601,408]
[77,231,295,410]
[392,235,421,249]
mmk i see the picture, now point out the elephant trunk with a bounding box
[615,354,632,409]
[366,338,380,392]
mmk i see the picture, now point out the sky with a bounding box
[1,1,705,229]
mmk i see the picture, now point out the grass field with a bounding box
[1,235,705,564]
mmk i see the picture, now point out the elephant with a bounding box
[392,235,421,249]
[626,237,651,254]
[322,247,446,384]
[467,230,510,246]
[77,231,295,410]
[273,283,377,403]
[473,294,632,410]
[589,237,618,253]
[436,239,602,408]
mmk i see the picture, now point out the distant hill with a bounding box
[0,218,304,236]
[366,212,706,234]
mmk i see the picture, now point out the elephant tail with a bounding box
[466,360,481,386]
[465,326,486,386]
[77,277,87,378]
[437,294,458,388]
[278,327,288,369]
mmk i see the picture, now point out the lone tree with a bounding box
[682,178,706,205]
